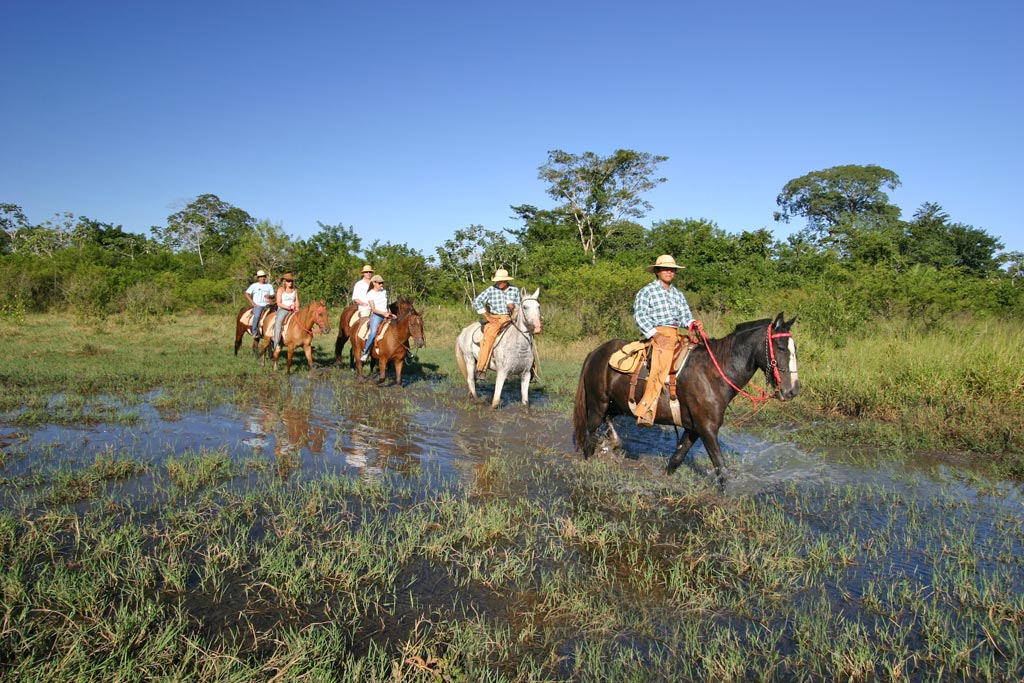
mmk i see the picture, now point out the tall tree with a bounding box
[153,194,254,266]
[0,203,29,254]
[774,164,902,248]
[434,225,522,305]
[903,202,1003,277]
[538,149,668,263]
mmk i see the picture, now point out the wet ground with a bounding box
[2,371,1022,512]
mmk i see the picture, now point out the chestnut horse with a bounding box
[234,302,331,373]
[573,314,799,484]
[334,297,416,367]
[351,307,425,386]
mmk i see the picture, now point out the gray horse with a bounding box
[454,288,542,408]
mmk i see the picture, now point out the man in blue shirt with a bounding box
[472,268,520,373]
[633,255,701,426]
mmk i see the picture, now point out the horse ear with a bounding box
[774,312,785,328]
[530,287,540,299]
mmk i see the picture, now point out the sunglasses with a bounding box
[283,279,293,282]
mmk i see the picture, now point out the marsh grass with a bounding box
[3,437,1022,680]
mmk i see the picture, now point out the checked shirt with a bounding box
[633,279,695,339]
[473,285,521,315]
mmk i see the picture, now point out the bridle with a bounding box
[697,322,792,405]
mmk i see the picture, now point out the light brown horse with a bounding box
[233,302,331,373]
[351,306,425,386]
[267,301,331,373]
[334,297,416,367]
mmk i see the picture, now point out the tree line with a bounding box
[2,154,1021,343]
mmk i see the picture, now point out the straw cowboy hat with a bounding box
[646,254,685,272]
[280,272,294,282]
[361,264,374,273]
[370,274,384,283]
[491,268,514,282]
[255,269,267,277]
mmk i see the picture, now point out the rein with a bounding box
[697,323,792,405]
[292,307,325,336]
[507,298,539,343]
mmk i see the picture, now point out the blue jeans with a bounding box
[363,313,385,356]
[274,309,290,346]
[252,305,267,337]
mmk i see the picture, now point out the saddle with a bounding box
[241,306,276,335]
[611,335,696,426]
[469,319,512,345]
[355,318,393,357]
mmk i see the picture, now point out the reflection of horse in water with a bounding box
[233,301,331,373]
[455,289,542,408]
[334,297,417,367]
[274,404,328,479]
[573,314,799,484]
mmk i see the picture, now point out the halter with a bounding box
[698,322,792,405]
[293,305,327,335]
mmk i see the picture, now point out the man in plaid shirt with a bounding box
[633,255,702,426]
[472,268,521,373]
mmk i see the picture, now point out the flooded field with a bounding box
[2,369,1023,681]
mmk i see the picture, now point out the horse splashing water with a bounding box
[573,313,798,484]
[455,288,542,408]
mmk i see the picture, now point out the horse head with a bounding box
[519,288,542,335]
[406,308,426,349]
[765,312,799,401]
[313,300,332,335]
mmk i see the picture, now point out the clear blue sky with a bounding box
[3,1,1021,256]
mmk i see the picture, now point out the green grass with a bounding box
[2,444,1022,680]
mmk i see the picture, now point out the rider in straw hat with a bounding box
[245,269,276,339]
[472,268,521,373]
[632,255,702,426]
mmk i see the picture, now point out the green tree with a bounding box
[363,240,431,303]
[538,149,668,263]
[0,203,29,254]
[292,221,363,304]
[435,225,522,305]
[153,194,255,267]
[903,203,1003,277]
[774,165,902,258]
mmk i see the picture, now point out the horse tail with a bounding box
[454,332,468,381]
[573,354,591,453]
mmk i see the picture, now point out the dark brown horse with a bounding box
[351,307,425,386]
[573,313,799,483]
[233,302,331,373]
[334,297,416,366]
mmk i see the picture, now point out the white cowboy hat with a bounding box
[255,269,267,277]
[370,274,384,284]
[491,268,514,282]
[646,255,684,272]
[361,264,374,273]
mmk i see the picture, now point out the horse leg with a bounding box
[303,342,313,373]
[272,343,282,371]
[393,357,405,387]
[604,417,622,449]
[463,351,479,399]
[666,429,699,475]
[519,369,531,407]
[234,321,246,355]
[491,368,508,409]
[286,345,296,374]
[334,333,347,365]
[698,426,728,488]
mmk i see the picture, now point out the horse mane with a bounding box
[704,318,771,356]
[731,318,772,335]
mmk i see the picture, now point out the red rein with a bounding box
[697,323,792,405]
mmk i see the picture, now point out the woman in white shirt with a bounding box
[360,275,395,362]
[273,272,300,349]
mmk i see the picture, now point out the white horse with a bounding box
[455,288,542,408]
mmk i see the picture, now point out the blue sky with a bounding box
[3,1,1021,257]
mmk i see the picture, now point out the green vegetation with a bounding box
[1,433,1021,680]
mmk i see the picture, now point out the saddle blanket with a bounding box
[609,339,693,381]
